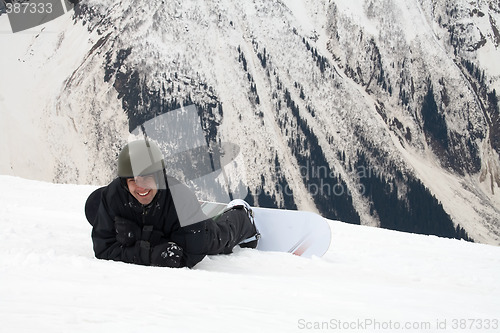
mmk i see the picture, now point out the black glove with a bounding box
[151,242,184,268]
[114,216,141,247]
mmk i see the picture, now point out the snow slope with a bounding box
[0,175,499,332]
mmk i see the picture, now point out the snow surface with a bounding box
[1,175,499,332]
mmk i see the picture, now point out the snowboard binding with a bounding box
[226,199,261,248]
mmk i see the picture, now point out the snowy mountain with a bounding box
[1,0,499,244]
[1,175,499,332]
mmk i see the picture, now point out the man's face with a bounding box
[126,175,158,205]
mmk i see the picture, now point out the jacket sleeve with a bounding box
[91,188,151,266]
[165,179,213,268]
[167,220,211,268]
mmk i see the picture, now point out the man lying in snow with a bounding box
[87,139,259,268]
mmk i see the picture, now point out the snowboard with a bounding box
[200,201,331,258]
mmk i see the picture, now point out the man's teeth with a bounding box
[138,190,150,197]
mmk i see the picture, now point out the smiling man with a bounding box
[89,139,259,268]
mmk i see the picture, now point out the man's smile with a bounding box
[137,190,151,197]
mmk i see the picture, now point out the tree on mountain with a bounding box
[421,80,449,150]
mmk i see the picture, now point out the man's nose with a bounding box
[134,177,150,188]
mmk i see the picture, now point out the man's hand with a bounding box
[151,242,184,268]
[114,216,141,247]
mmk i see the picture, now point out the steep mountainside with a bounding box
[1,0,499,244]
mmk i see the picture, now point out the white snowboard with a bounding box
[199,202,332,258]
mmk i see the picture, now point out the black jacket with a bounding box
[91,177,211,268]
